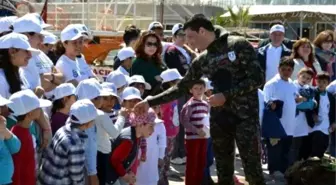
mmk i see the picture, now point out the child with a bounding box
[106,108,156,185]
[309,73,336,158]
[106,71,129,97]
[158,68,182,185]
[263,57,304,181]
[8,89,52,185]
[115,47,135,77]
[38,99,99,184]
[50,83,76,135]
[290,67,315,164]
[101,82,122,123]
[136,104,167,185]
[327,79,336,157]
[0,95,21,185]
[180,79,210,185]
[128,75,152,96]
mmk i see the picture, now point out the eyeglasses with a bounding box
[146,41,158,47]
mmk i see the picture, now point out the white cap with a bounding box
[12,13,44,34]
[148,21,163,31]
[117,47,135,61]
[203,78,213,91]
[26,13,52,29]
[43,31,58,44]
[160,68,183,83]
[0,32,39,54]
[172,23,184,35]
[270,24,285,34]
[128,75,151,90]
[121,87,142,101]
[73,24,92,40]
[0,94,12,106]
[106,71,128,89]
[68,99,98,125]
[76,79,109,100]
[0,16,17,34]
[61,24,83,42]
[8,89,52,116]
[101,82,122,103]
[52,83,76,101]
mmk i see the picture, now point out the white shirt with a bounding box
[327,80,336,95]
[34,51,55,98]
[77,54,95,79]
[263,74,298,136]
[311,94,330,135]
[265,45,282,82]
[0,69,30,98]
[96,110,125,154]
[258,89,265,126]
[116,66,129,77]
[20,51,42,90]
[293,81,311,137]
[55,55,86,83]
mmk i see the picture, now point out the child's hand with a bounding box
[271,102,276,110]
[0,116,11,140]
[313,115,319,123]
[34,86,45,98]
[158,158,164,168]
[120,107,131,117]
[122,172,136,184]
[196,128,206,137]
[295,96,307,103]
[140,155,146,162]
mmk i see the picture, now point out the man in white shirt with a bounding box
[257,24,291,83]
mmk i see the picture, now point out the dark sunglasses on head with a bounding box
[146,41,158,47]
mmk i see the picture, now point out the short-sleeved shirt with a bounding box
[0,69,30,99]
[19,51,42,90]
[77,54,95,79]
[56,55,86,83]
[35,51,55,98]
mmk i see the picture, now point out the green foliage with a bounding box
[210,6,251,28]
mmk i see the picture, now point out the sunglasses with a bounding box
[146,41,158,47]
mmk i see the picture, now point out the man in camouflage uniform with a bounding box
[134,14,265,185]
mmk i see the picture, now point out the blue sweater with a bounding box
[0,135,21,184]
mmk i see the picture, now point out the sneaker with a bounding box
[234,175,244,185]
[171,157,185,165]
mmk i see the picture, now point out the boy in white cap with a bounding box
[128,75,151,96]
[106,71,128,96]
[76,79,126,185]
[101,82,121,123]
[0,95,21,185]
[38,99,99,185]
[115,47,135,77]
[8,89,51,185]
[40,31,58,55]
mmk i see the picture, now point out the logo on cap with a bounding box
[73,29,79,34]
[82,26,87,31]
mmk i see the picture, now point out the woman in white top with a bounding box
[290,38,322,86]
[55,24,88,86]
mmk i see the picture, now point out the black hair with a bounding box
[0,49,23,94]
[51,97,66,116]
[189,79,206,89]
[69,115,82,128]
[123,26,141,46]
[316,72,330,82]
[279,57,295,69]
[183,14,214,32]
[8,108,27,122]
[269,20,284,28]
[54,40,67,59]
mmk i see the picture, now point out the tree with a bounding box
[210,6,251,28]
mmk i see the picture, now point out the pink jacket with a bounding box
[160,100,179,138]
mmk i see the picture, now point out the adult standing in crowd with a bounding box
[290,38,322,85]
[313,30,336,80]
[131,31,166,96]
[258,20,294,50]
[134,14,265,185]
[257,24,291,82]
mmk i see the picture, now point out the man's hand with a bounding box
[207,93,226,107]
[134,100,150,115]
[196,128,206,137]
[0,116,11,140]
[88,175,99,185]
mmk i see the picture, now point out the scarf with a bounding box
[315,47,336,77]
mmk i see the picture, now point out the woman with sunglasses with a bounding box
[131,31,166,96]
[314,30,336,80]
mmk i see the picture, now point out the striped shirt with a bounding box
[107,110,118,124]
[180,97,210,139]
[38,124,87,185]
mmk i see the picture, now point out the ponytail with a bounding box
[54,40,66,59]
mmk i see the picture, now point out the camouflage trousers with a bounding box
[210,114,265,185]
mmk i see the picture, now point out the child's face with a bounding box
[316,79,329,91]
[298,73,313,85]
[131,83,145,96]
[122,58,133,70]
[65,95,77,108]
[28,108,42,120]
[278,65,294,80]
[189,84,205,99]
[101,96,117,111]
[91,96,103,109]
[141,123,154,138]
[0,106,9,117]
[205,89,213,97]
[122,99,141,109]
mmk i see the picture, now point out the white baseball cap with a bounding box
[121,87,142,101]
[67,99,98,125]
[172,23,184,36]
[0,32,39,54]
[203,78,213,91]
[43,31,58,45]
[117,47,135,61]
[101,82,122,103]
[8,89,52,116]
[0,16,17,34]
[52,83,76,101]
[270,24,285,34]
[76,79,109,100]
[0,94,12,106]
[12,13,45,34]
[106,71,128,89]
[160,68,183,83]
[73,24,92,40]
[128,75,151,90]
[148,21,163,31]
[61,24,83,42]
[27,13,52,29]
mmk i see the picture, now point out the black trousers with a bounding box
[210,113,265,185]
[289,136,309,166]
[97,151,110,185]
[266,136,292,174]
[310,131,329,158]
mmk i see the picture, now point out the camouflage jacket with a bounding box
[148,26,265,120]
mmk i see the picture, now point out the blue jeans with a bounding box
[204,138,214,178]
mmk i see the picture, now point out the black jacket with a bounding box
[258,38,294,50]
[313,89,336,125]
